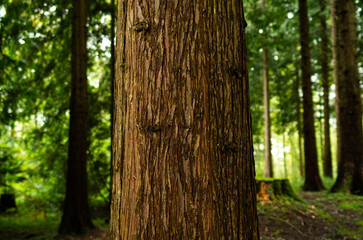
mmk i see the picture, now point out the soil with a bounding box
[258,192,363,240]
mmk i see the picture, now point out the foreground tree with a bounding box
[319,0,332,178]
[59,0,94,234]
[110,0,260,239]
[298,0,324,191]
[331,0,363,194]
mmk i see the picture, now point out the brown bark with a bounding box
[59,0,94,234]
[319,0,333,178]
[298,0,324,191]
[110,0,260,239]
[331,0,363,194]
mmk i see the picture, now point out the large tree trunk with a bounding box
[298,0,324,191]
[58,0,94,234]
[319,0,333,178]
[261,0,273,179]
[110,0,260,239]
[331,0,363,194]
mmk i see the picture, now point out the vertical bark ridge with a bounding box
[111,0,259,239]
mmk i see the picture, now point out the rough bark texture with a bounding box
[319,0,332,178]
[298,0,324,191]
[331,0,363,194]
[110,0,260,239]
[59,0,94,234]
[261,0,273,179]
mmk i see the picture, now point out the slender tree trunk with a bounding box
[261,0,273,179]
[295,67,304,177]
[298,0,324,191]
[110,0,260,239]
[59,0,94,234]
[330,0,341,172]
[282,131,287,178]
[319,0,333,178]
[331,0,363,194]
[263,48,273,178]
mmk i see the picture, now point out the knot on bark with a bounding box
[220,141,238,154]
[133,21,149,32]
[147,125,161,133]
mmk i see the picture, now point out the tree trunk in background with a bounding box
[319,0,333,178]
[331,0,363,195]
[298,0,324,191]
[330,0,341,173]
[59,0,94,234]
[261,0,273,179]
[110,0,260,239]
[295,67,304,177]
[282,132,287,178]
[263,48,273,178]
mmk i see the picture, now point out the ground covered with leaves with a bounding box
[0,192,362,239]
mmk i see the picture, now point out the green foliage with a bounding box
[0,0,113,213]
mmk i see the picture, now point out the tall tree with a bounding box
[110,0,260,239]
[331,0,363,194]
[319,0,332,178]
[261,0,273,178]
[298,0,324,191]
[58,0,94,234]
[330,0,341,172]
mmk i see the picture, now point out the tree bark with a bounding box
[261,0,273,179]
[331,0,363,194]
[110,0,260,239]
[298,0,324,191]
[58,0,94,234]
[319,0,333,178]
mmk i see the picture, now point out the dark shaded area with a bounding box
[0,194,16,213]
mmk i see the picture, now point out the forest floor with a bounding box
[258,191,363,239]
[0,192,362,240]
